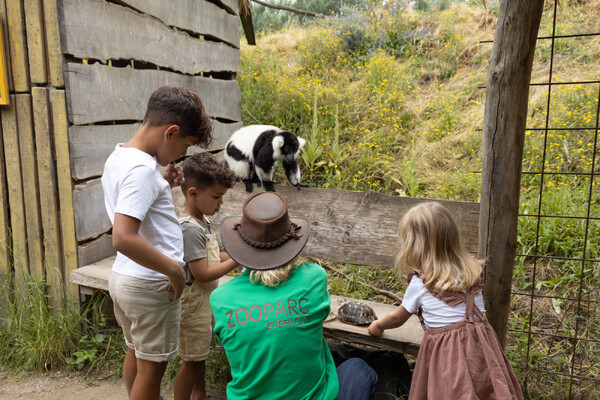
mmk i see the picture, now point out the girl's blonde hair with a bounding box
[395,202,482,293]
[249,258,298,287]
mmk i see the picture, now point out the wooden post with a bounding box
[478,0,544,346]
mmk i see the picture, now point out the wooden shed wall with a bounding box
[0,0,243,305]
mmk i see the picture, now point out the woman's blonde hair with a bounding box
[249,258,298,287]
[395,202,482,293]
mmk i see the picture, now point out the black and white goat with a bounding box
[224,125,306,192]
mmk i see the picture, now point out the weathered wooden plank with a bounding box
[0,2,14,93]
[69,120,241,180]
[324,295,422,356]
[73,178,111,241]
[479,0,544,347]
[116,0,239,47]
[52,90,80,301]
[0,110,12,279]
[6,0,30,91]
[215,0,238,15]
[42,0,64,87]
[32,88,63,307]
[70,259,423,354]
[1,95,28,282]
[60,0,240,74]
[63,63,241,125]
[23,0,47,84]
[70,255,113,292]
[16,94,44,279]
[173,184,480,268]
[77,234,115,268]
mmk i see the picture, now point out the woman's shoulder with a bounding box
[293,262,327,280]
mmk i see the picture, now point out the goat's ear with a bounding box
[298,138,306,149]
[273,135,284,149]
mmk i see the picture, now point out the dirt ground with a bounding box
[0,370,177,400]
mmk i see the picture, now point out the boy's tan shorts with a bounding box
[178,281,214,361]
[108,271,181,362]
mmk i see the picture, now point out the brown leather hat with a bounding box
[220,192,310,270]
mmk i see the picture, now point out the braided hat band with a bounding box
[233,222,303,249]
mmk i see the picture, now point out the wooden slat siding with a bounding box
[116,0,239,48]
[215,0,238,15]
[42,0,63,87]
[16,94,44,279]
[6,0,30,91]
[173,184,480,268]
[77,234,115,268]
[63,63,241,125]
[1,95,28,283]
[52,90,79,301]
[0,0,14,92]
[60,0,241,75]
[0,113,11,279]
[23,0,47,84]
[69,120,242,181]
[32,88,63,306]
[73,178,111,241]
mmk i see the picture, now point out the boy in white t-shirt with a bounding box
[102,86,213,400]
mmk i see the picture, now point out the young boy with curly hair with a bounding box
[173,152,239,400]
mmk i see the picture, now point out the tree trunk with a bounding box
[479,0,544,347]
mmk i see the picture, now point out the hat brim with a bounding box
[220,215,310,270]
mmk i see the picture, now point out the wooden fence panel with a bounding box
[1,95,28,284]
[42,0,63,87]
[63,63,241,125]
[69,120,242,181]
[16,94,43,279]
[6,0,30,91]
[60,0,240,74]
[52,90,79,301]
[23,0,46,84]
[73,178,111,242]
[0,113,11,279]
[32,88,62,306]
[116,0,239,47]
[172,184,480,268]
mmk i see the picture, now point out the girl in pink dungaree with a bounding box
[368,202,523,400]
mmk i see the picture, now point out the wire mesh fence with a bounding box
[495,1,600,398]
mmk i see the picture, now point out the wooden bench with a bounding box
[70,184,480,356]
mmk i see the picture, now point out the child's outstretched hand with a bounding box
[164,162,184,188]
[368,320,384,337]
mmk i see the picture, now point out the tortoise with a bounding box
[337,301,378,326]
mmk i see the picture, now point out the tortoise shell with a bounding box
[337,302,378,326]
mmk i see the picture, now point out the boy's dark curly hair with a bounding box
[143,86,213,149]
[181,152,237,193]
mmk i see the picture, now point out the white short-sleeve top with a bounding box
[401,275,486,329]
[101,144,184,281]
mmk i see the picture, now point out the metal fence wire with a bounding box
[486,1,600,398]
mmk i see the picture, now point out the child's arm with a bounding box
[112,213,186,299]
[189,256,239,282]
[219,251,231,262]
[368,305,413,337]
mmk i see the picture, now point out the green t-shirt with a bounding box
[210,262,339,400]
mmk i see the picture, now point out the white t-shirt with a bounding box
[101,144,184,281]
[401,275,486,329]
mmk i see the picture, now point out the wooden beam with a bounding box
[0,103,12,279]
[72,178,111,241]
[479,0,544,347]
[63,62,241,125]
[42,0,64,87]
[60,0,241,74]
[16,94,44,279]
[6,0,30,91]
[32,88,62,307]
[1,95,28,287]
[52,90,80,302]
[23,0,47,84]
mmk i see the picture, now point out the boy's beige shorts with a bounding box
[108,271,181,362]
[178,281,214,361]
